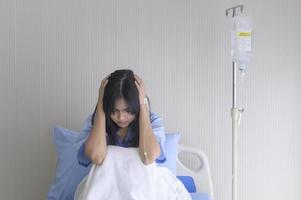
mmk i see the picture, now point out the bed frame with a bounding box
[176,145,214,199]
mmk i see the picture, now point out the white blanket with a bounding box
[74,146,191,200]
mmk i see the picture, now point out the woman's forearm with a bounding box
[138,105,160,165]
[85,104,107,165]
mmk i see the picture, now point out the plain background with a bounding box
[0,0,300,199]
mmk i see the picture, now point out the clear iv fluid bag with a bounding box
[231,16,253,72]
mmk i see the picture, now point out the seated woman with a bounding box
[75,69,191,200]
[77,69,166,167]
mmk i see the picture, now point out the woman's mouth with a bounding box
[117,122,128,126]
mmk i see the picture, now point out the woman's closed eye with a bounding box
[112,109,132,115]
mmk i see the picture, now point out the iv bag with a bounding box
[231,16,253,73]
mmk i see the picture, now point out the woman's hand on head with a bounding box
[134,74,147,105]
[98,74,110,103]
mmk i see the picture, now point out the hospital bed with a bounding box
[176,145,214,200]
[48,126,214,200]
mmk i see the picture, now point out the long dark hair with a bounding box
[91,69,141,147]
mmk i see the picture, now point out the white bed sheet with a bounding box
[75,146,191,200]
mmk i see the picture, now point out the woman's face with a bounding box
[110,98,136,128]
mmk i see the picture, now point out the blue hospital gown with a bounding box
[77,112,166,167]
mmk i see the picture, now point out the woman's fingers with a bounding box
[134,80,141,90]
[100,74,110,89]
[98,74,110,103]
[134,76,144,91]
[134,74,142,84]
[101,75,110,84]
[101,80,108,90]
[134,74,145,89]
[134,74,146,96]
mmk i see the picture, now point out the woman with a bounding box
[77,69,166,167]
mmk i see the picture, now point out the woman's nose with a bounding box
[117,112,126,120]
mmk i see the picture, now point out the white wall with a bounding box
[0,0,300,199]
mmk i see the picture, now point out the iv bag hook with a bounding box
[226,5,244,17]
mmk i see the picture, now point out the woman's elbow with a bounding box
[85,147,106,165]
[90,153,106,165]
[142,158,155,165]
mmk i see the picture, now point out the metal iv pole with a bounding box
[226,5,245,200]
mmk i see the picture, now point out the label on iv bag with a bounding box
[237,31,252,51]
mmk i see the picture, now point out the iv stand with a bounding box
[226,5,244,200]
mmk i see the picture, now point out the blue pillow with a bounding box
[190,192,211,200]
[47,126,91,200]
[176,176,196,193]
[156,132,181,174]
